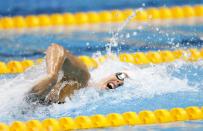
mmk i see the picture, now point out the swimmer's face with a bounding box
[101,72,128,90]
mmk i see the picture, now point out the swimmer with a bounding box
[27,44,128,104]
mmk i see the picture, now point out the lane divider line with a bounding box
[0,106,202,130]
[0,5,202,29]
[0,48,202,74]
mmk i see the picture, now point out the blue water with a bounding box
[0,23,203,62]
[0,22,202,131]
[0,0,203,17]
[0,0,203,130]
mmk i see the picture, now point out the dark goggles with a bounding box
[115,72,127,81]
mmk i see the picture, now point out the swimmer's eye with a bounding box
[115,72,127,81]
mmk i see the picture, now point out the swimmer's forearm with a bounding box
[46,82,62,103]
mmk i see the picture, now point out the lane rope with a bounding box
[0,106,202,130]
[0,4,203,131]
[0,5,202,29]
[0,48,202,74]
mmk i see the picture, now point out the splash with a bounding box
[0,58,201,123]
[106,8,144,54]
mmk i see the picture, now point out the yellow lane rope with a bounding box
[0,48,202,74]
[0,5,202,29]
[0,106,202,130]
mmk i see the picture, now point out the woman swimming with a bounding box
[27,44,128,104]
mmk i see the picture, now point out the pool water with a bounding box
[0,19,203,131]
[85,121,203,131]
[0,20,203,61]
[0,0,202,16]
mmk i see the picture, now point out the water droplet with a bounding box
[125,33,130,38]
[175,43,180,48]
[132,32,137,36]
[86,42,90,46]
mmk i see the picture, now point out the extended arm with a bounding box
[29,44,66,101]
[46,43,91,103]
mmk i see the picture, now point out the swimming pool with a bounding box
[0,0,203,130]
[0,0,202,16]
[0,18,203,130]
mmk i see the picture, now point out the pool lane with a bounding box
[0,24,203,62]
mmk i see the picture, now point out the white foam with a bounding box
[0,61,47,118]
[0,59,201,123]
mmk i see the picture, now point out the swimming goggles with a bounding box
[115,72,127,81]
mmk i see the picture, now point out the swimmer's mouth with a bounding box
[107,82,115,89]
[107,82,123,89]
